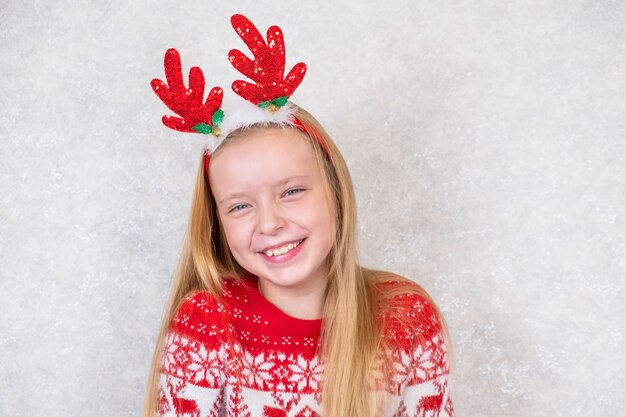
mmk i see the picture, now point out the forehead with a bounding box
[208,128,320,192]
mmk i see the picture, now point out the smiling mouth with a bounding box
[261,239,304,257]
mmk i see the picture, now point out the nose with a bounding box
[256,201,286,235]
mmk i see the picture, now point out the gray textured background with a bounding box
[1,0,625,416]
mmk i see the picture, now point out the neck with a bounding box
[258,278,327,320]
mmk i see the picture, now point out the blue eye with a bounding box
[284,188,304,197]
[229,204,250,213]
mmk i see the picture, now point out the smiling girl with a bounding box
[209,128,334,321]
[143,14,453,417]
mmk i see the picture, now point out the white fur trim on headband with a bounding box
[204,101,298,154]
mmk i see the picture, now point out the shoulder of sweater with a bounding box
[168,290,233,345]
[370,271,445,348]
[173,278,249,315]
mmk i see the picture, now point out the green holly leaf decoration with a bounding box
[193,123,213,134]
[272,96,288,107]
[257,96,289,109]
[212,109,224,126]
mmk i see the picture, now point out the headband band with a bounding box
[202,116,331,186]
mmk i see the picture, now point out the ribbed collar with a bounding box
[233,275,324,338]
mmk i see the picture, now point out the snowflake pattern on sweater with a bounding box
[157,277,453,416]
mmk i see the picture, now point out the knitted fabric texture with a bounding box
[157,277,454,416]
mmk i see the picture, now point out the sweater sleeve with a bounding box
[382,291,454,417]
[397,326,454,416]
[157,291,231,417]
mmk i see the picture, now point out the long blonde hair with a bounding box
[142,105,448,417]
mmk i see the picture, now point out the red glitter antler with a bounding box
[228,14,307,108]
[151,48,224,136]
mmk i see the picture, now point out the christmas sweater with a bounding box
[157,276,453,416]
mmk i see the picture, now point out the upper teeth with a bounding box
[264,240,301,257]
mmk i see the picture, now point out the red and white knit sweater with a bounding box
[157,276,453,416]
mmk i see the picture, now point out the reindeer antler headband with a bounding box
[151,14,326,183]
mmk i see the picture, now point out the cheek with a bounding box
[302,199,336,242]
[220,218,252,253]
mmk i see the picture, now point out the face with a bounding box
[209,127,336,296]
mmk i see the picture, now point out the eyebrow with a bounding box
[218,193,247,206]
[217,175,311,205]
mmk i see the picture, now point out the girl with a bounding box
[144,14,453,417]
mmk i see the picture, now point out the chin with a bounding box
[256,262,327,291]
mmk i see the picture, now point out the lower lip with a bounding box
[259,239,306,264]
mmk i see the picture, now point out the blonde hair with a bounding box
[142,105,449,417]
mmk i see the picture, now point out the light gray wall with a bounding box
[1,1,624,416]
